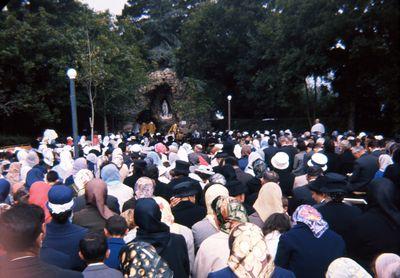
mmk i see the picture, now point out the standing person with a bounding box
[41,185,87,271]
[73,179,116,233]
[348,146,378,192]
[311,118,325,135]
[103,216,128,270]
[193,196,248,278]
[209,223,295,278]
[262,213,292,260]
[275,205,345,278]
[171,181,206,228]
[292,140,307,176]
[270,152,295,196]
[338,140,355,175]
[264,138,279,169]
[79,232,123,278]
[0,204,82,277]
[347,178,400,272]
[168,160,202,202]
[134,198,190,278]
[249,182,284,229]
[101,164,134,211]
[316,173,362,246]
[279,137,298,172]
[192,184,229,250]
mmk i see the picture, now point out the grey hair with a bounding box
[210,173,226,186]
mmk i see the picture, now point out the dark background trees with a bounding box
[0,0,399,143]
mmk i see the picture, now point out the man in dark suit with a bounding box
[171,181,206,228]
[0,204,82,278]
[278,137,298,172]
[263,138,278,169]
[348,146,378,192]
[338,140,355,175]
[168,160,202,202]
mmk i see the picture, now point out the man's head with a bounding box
[0,204,45,255]
[104,215,128,238]
[45,170,59,184]
[315,118,320,124]
[351,146,365,159]
[79,232,109,264]
[241,145,252,157]
[262,170,279,185]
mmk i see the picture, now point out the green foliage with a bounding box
[0,0,148,135]
[173,77,214,130]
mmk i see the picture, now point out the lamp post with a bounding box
[227,95,232,131]
[67,68,79,159]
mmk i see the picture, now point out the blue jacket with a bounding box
[208,266,295,278]
[275,223,345,278]
[104,238,126,270]
[41,221,87,271]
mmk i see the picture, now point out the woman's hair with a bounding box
[51,210,72,224]
[262,213,291,235]
[297,140,307,152]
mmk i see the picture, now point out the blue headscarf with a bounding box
[0,179,10,203]
[101,164,120,184]
[26,165,46,189]
[147,152,162,167]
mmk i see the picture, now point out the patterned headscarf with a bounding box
[292,205,328,238]
[134,177,155,199]
[375,253,400,278]
[120,241,173,278]
[6,162,21,186]
[326,258,372,278]
[215,196,248,234]
[228,223,275,278]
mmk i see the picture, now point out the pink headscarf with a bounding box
[29,181,52,222]
[155,143,167,155]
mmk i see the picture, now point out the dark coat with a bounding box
[168,176,203,203]
[275,223,345,278]
[324,152,341,173]
[154,180,173,202]
[41,221,87,271]
[234,167,253,190]
[338,150,355,175]
[264,146,279,169]
[0,257,82,278]
[73,195,120,214]
[289,184,316,215]
[348,153,378,192]
[347,208,400,271]
[384,163,400,188]
[274,169,295,197]
[279,145,298,172]
[208,266,295,278]
[104,238,126,270]
[134,198,190,278]
[172,201,206,228]
[72,205,107,233]
[317,201,362,247]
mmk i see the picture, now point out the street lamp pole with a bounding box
[227,95,232,131]
[67,68,79,159]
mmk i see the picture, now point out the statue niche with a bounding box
[161,99,172,120]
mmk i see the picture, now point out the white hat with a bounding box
[195,165,215,176]
[264,130,270,135]
[316,138,325,145]
[307,153,328,172]
[243,131,249,136]
[374,135,383,141]
[73,169,94,196]
[129,144,142,153]
[271,152,290,170]
[357,132,366,139]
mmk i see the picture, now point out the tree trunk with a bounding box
[304,82,312,128]
[348,99,356,131]
[313,76,318,120]
[103,103,108,135]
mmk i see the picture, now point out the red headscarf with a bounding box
[29,181,52,222]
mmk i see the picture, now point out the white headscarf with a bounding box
[245,152,263,176]
[326,258,372,278]
[204,184,229,229]
[379,154,393,172]
[253,182,284,222]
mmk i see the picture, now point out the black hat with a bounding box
[309,175,328,193]
[174,160,190,176]
[173,181,198,198]
[320,173,348,194]
[226,180,247,197]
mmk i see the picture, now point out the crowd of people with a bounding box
[0,121,399,278]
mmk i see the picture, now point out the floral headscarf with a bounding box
[134,177,155,199]
[6,162,21,186]
[119,241,173,277]
[228,223,275,278]
[215,196,248,234]
[292,205,328,238]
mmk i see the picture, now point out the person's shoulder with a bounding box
[208,267,234,278]
[272,266,296,278]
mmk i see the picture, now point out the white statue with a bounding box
[161,100,170,117]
